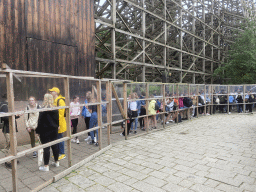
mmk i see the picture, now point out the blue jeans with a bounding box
[57,133,65,155]
[89,112,98,141]
[131,117,138,131]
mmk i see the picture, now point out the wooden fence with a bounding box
[0,64,255,191]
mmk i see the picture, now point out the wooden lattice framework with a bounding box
[94,0,256,83]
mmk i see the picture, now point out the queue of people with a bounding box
[0,86,255,170]
[0,86,103,171]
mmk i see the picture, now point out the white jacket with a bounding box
[25,104,40,130]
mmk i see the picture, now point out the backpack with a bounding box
[219,95,226,103]
[155,103,160,111]
[183,97,192,107]
[27,105,41,120]
[0,103,7,129]
[57,98,66,117]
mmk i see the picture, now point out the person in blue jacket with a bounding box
[82,91,92,142]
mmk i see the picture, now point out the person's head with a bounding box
[130,93,136,100]
[28,96,36,107]
[49,87,60,99]
[42,93,54,108]
[141,91,146,97]
[73,95,79,103]
[86,91,92,102]
[134,92,138,99]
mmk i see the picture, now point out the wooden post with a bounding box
[211,85,213,115]
[64,77,72,167]
[188,84,190,120]
[145,83,149,132]
[243,85,246,113]
[96,81,102,149]
[204,85,206,114]
[196,85,199,118]
[176,84,179,123]
[106,81,111,145]
[123,82,128,139]
[109,82,113,134]
[6,72,18,192]
[162,84,166,128]
[227,85,230,114]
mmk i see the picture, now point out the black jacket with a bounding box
[0,102,19,133]
[36,110,59,136]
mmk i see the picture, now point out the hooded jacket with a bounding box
[25,104,41,129]
[148,100,156,115]
[54,95,67,134]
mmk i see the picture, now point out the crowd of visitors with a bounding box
[0,86,255,171]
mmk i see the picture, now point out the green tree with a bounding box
[214,19,256,84]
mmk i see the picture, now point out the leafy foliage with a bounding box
[214,19,256,84]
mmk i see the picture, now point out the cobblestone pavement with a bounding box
[41,113,256,192]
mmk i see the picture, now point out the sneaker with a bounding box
[228,112,231,115]
[5,162,12,169]
[206,113,210,116]
[51,161,59,167]
[166,122,169,124]
[120,133,124,136]
[39,166,49,171]
[84,136,91,142]
[71,139,76,143]
[141,128,145,131]
[94,142,99,146]
[33,151,37,158]
[134,131,137,134]
[88,140,95,145]
[76,139,80,144]
[58,154,66,160]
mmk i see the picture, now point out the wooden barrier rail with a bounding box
[0,64,255,191]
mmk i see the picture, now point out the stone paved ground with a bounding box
[41,113,256,192]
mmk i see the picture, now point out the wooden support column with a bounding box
[211,0,214,84]
[145,83,149,132]
[6,72,18,192]
[202,0,206,83]
[96,81,102,149]
[243,85,246,113]
[192,0,196,84]
[204,85,206,115]
[188,84,191,120]
[179,0,183,83]
[211,85,213,115]
[162,84,166,128]
[176,84,179,123]
[227,85,230,114]
[163,0,167,82]
[64,77,72,167]
[196,85,199,118]
[111,0,116,79]
[142,0,146,82]
[110,82,113,134]
[123,82,128,140]
[106,81,111,145]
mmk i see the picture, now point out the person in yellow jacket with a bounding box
[49,87,67,160]
[148,96,157,129]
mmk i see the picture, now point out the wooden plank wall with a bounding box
[0,0,95,77]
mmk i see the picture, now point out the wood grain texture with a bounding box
[0,0,94,77]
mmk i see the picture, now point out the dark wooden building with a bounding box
[0,0,95,77]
